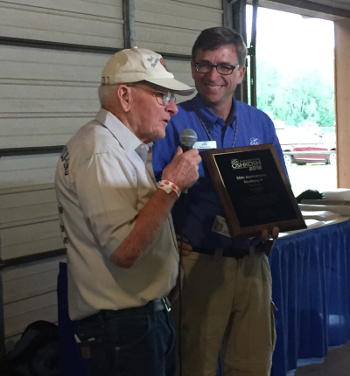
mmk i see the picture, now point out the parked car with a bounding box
[275,126,336,166]
[281,143,336,166]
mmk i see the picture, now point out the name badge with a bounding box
[212,215,232,238]
[193,141,217,150]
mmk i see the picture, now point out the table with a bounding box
[270,219,350,375]
[57,220,350,376]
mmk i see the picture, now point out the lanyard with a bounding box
[192,100,239,148]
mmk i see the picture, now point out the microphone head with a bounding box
[179,129,198,149]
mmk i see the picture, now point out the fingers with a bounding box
[161,148,201,192]
[175,146,183,156]
[271,226,279,239]
[177,147,200,159]
[259,227,279,256]
[261,229,269,242]
[261,227,279,241]
[176,235,192,256]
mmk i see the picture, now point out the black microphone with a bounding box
[179,129,198,152]
[179,129,198,195]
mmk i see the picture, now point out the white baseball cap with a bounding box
[101,47,194,95]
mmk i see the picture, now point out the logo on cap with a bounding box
[147,56,161,68]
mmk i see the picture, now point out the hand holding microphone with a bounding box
[161,129,200,194]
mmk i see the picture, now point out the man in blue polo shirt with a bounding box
[153,27,286,376]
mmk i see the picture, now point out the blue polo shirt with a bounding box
[153,94,287,250]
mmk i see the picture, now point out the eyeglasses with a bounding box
[193,62,239,75]
[127,84,176,105]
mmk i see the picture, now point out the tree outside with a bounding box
[257,63,334,128]
[245,7,337,195]
[247,7,335,131]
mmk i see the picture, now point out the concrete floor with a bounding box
[294,341,350,376]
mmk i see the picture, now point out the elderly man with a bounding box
[55,47,201,376]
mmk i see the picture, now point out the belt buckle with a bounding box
[162,297,171,312]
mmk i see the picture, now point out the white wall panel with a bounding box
[2,257,65,348]
[136,0,222,30]
[2,201,58,227]
[1,184,57,225]
[0,0,223,353]
[0,0,124,47]
[0,47,195,151]
[164,59,194,88]
[0,154,59,188]
[0,184,61,261]
[0,45,111,149]
[3,258,63,304]
[172,0,222,9]
[0,45,109,83]
[135,0,223,54]
[2,219,62,259]
[135,25,198,55]
[0,185,64,348]
[4,292,58,337]
[0,118,89,148]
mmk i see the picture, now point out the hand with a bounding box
[167,265,184,302]
[259,226,279,256]
[161,147,201,192]
[176,234,192,256]
[261,226,279,242]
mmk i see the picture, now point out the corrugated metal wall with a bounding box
[0,0,125,353]
[134,0,222,53]
[0,0,224,358]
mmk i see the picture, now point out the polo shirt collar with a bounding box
[95,108,151,163]
[192,94,238,128]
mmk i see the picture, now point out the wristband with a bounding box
[158,180,181,198]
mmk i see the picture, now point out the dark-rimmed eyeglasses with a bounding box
[127,84,176,105]
[193,62,239,75]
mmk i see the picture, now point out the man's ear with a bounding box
[190,61,196,80]
[236,65,246,84]
[117,84,132,112]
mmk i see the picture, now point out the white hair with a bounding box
[98,84,119,107]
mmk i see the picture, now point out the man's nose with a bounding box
[207,66,221,80]
[166,99,178,115]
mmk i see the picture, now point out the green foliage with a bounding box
[256,60,335,127]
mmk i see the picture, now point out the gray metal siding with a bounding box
[0,0,224,355]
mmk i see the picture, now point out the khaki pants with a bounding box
[172,249,276,376]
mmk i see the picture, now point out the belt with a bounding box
[192,247,250,260]
[81,297,171,323]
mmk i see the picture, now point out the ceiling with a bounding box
[311,0,350,10]
[249,0,350,20]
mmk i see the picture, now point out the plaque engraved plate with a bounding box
[201,144,306,237]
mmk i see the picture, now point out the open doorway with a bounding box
[246,6,336,197]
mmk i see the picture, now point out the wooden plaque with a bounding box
[201,144,306,237]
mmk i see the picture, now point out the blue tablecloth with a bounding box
[270,219,350,376]
[57,220,350,376]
